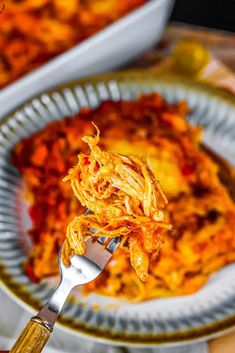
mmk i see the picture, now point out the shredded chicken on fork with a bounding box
[63,126,171,280]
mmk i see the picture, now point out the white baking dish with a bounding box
[0,0,174,119]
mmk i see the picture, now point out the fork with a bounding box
[9,236,120,353]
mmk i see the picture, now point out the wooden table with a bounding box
[137,22,235,71]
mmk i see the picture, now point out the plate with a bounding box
[0,72,235,347]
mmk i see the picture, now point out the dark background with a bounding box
[171,0,235,32]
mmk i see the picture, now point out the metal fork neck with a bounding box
[37,277,73,327]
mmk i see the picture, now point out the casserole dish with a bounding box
[0,0,174,119]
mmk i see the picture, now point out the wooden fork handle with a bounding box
[9,317,53,353]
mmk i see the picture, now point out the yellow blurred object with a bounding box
[172,40,210,75]
[151,37,235,94]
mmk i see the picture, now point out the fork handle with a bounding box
[9,316,52,353]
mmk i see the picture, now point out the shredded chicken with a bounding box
[63,126,171,280]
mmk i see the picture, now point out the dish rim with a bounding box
[4,69,235,123]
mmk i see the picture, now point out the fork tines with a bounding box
[97,236,120,253]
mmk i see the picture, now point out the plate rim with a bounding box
[3,69,235,121]
[1,70,235,347]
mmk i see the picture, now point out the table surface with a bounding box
[1,22,235,353]
[137,22,235,71]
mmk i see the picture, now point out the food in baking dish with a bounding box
[0,0,146,88]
